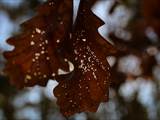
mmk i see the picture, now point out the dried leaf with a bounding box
[3,0,116,117]
[54,0,115,116]
[4,0,73,88]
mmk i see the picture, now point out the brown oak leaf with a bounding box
[3,0,116,117]
[54,0,116,117]
[3,0,73,88]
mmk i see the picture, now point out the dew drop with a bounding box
[25,75,32,80]
[35,28,41,33]
[30,41,35,46]
[82,38,86,42]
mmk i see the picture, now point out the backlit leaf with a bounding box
[4,0,73,88]
[54,0,116,116]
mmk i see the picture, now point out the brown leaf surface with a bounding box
[3,0,116,117]
[54,0,116,117]
[3,0,73,88]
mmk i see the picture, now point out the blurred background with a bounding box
[0,0,160,120]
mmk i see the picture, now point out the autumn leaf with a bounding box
[54,0,116,117]
[3,0,73,88]
[3,0,116,117]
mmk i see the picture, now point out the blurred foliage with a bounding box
[0,0,160,120]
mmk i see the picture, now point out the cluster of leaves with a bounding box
[3,0,116,117]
